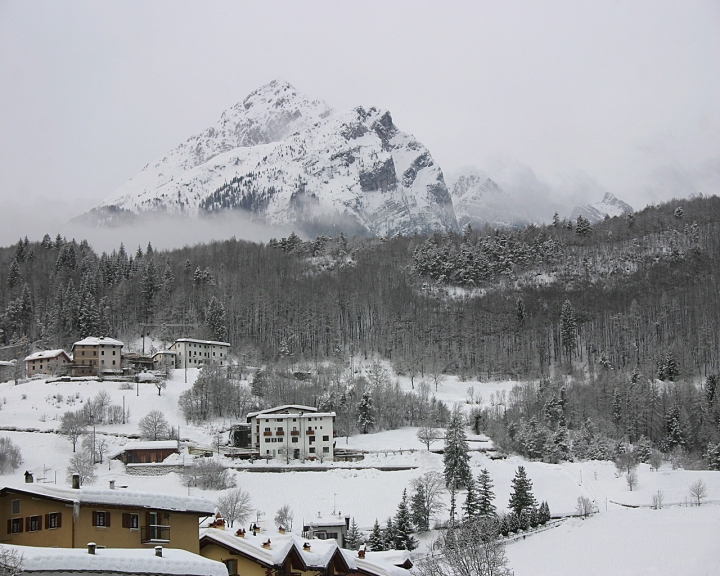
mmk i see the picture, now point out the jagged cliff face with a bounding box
[571,192,634,224]
[98,80,458,236]
[448,170,533,230]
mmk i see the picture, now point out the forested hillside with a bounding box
[1,194,719,465]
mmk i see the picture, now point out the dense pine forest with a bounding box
[1,195,719,466]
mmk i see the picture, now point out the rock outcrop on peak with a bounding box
[571,192,633,224]
[95,80,458,237]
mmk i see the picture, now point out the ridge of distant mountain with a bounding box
[571,192,634,223]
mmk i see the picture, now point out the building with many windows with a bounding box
[0,480,213,553]
[70,337,124,377]
[169,339,230,369]
[24,350,71,377]
[247,405,335,461]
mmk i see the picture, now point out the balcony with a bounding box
[141,525,170,544]
[306,429,315,435]
[290,431,299,436]
[263,431,272,436]
[276,430,284,436]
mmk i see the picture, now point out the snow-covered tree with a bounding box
[410,471,446,532]
[508,466,536,516]
[216,488,253,527]
[357,391,375,434]
[66,453,96,486]
[382,517,396,550]
[368,519,384,551]
[443,410,471,489]
[463,474,479,519]
[477,468,496,518]
[393,489,418,550]
[345,517,362,550]
[0,437,23,474]
[138,410,171,441]
[274,503,294,530]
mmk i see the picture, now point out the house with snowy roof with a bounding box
[70,336,124,377]
[24,349,71,377]
[0,479,213,553]
[169,338,230,369]
[0,359,17,383]
[199,527,350,576]
[109,440,180,464]
[0,543,228,576]
[247,405,336,461]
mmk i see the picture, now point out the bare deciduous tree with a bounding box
[651,490,664,510]
[0,437,23,474]
[274,504,294,530]
[59,411,87,452]
[689,479,707,506]
[184,458,235,490]
[417,426,442,451]
[66,452,97,486]
[215,487,253,527]
[575,496,594,519]
[0,545,24,576]
[411,471,447,531]
[138,410,171,441]
[625,470,638,491]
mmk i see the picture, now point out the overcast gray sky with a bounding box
[1,0,718,247]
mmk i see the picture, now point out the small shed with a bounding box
[111,440,179,464]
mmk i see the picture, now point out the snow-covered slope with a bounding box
[448,170,534,229]
[96,80,458,236]
[571,192,633,224]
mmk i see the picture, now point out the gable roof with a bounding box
[72,337,124,349]
[24,349,70,362]
[247,405,318,419]
[340,549,413,576]
[5,544,228,576]
[0,483,213,515]
[172,338,230,347]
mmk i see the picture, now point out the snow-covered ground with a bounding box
[1,368,719,574]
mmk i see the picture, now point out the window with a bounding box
[323,447,330,453]
[113,350,116,355]
[309,447,316,453]
[265,438,271,443]
[11,500,20,514]
[265,427,271,432]
[309,436,315,443]
[291,437,299,443]
[46,513,61,529]
[27,515,41,532]
[101,350,105,355]
[224,559,237,575]
[8,517,22,534]
[92,511,110,527]
[323,435,329,442]
[277,427,284,433]
[122,513,139,529]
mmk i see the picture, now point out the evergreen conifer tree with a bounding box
[368,519,384,551]
[410,482,429,532]
[508,466,537,516]
[357,391,375,433]
[345,517,362,550]
[477,468,496,517]
[443,410,471,489]
[393,489,417,550]
[382,517,396,550]
[462,474,479,519]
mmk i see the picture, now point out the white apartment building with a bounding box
[246,405,336,460]
[169,338,230,369]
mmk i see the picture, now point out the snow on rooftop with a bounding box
[0,483,213,514]
[340,549,411,576]
[72,337,124,348]
[24,349,69,362]
[172,338,230,347]
[4,544,228,576]
[247,405,336,419]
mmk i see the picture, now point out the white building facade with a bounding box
[169,339,230,369]
[247,405,336,460]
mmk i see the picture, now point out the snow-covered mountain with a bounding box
[571,192,633,223]
[95,80,458,236]
[448,170,534,230]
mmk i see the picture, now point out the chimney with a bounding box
[87,543,96,555]
[109,480,115,490]
[72,474,80,489]
[155,546,163,557]
[345,516,350,530]
[24,471,34,483]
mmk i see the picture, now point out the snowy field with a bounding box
[1,369,719,574]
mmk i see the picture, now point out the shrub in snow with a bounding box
[651,490,664,510]
[184,458,235,490]
[0,437,23,474]
[625,470,638,491]
[575,496,594,519]
[649,450,663,471]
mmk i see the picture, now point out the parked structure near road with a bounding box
[70,337,124,377]
[110,441,179,464]
[24,350,71,377]
[0,479,213,553]
[169,339,230,369]
[247,405,336,461]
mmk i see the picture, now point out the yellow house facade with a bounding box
[0,483,213,554]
